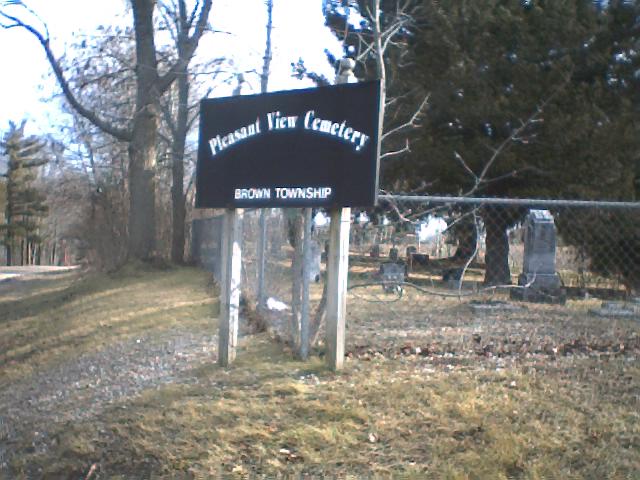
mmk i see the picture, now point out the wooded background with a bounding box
[1,0,638,281]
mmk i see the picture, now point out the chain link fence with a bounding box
[376,196,640,298]
[192,196,640,353]
[241,208,329,349]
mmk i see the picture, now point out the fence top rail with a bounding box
[379,194,640,209]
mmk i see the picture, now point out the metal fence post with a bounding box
[300,208,313,359]
[257,209,267,309]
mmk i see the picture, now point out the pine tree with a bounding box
[409,0,639,284]
[324,0,639,285]
[1,122,49,266]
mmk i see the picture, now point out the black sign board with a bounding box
[196,80,381,208]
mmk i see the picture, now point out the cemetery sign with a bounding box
[196,81,381,208]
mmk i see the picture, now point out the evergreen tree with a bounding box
[325,0,639,285]
[384,0,638,202]
[407,0,639,284]
[1,122,49,266]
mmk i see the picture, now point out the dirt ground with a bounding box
[1,265,639,478]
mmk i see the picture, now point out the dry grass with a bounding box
[10,336,640,479]
[0,264,216,384]
[3,264,640,478]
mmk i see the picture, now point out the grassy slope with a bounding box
[2,266,639,479]
[0,265,216,384]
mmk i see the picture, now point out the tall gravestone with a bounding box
[307,240,322,283]
[511,210,566,303]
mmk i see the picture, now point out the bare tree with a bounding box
[260,0,273,94]
[0,0,212,261]
[331,0,429,159]
[156,2,224,263]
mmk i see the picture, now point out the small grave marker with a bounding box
[443,267,464,289]
[379,262,406,294]
[589,301,640,319]
[408,253,429,272]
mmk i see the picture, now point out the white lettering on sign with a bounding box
[207,110,372,158]
[234,188,272,200]
[266,111,299,131]
[275,187,332,200]
[209,117,262,156]
[232,187,333,201]
[303,110,370,151]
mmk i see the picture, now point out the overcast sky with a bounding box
[0,0,342,136]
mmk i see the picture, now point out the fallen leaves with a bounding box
[346,334,640,363]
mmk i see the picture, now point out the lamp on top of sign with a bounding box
[196,80,381,209]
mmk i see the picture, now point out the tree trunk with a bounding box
[261,0,273,92]
[128,106,158,259]
[5,179,12,266]
[452,218,477,263]
[5,230,12,266]
[128,0,160,260]
[372,0,386,154]
[170,69,188,264]
[1,0,213,263]
[483,209,512,286]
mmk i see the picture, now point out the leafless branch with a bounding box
[381,93,430,141]
[157,1,180,45]
[157,0,212,93]
[381,139,410,159]
[0,7,132,142]
[453,151,477,183]
[456,76,572,197]
[454,209,481,296]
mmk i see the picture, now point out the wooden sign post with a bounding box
[325,58,358,371]
[325,207,351,370]
[196,64,380,369]
[218,208,243,367]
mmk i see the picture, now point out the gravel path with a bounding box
[0,266,79,283]
[0,328,218,474]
